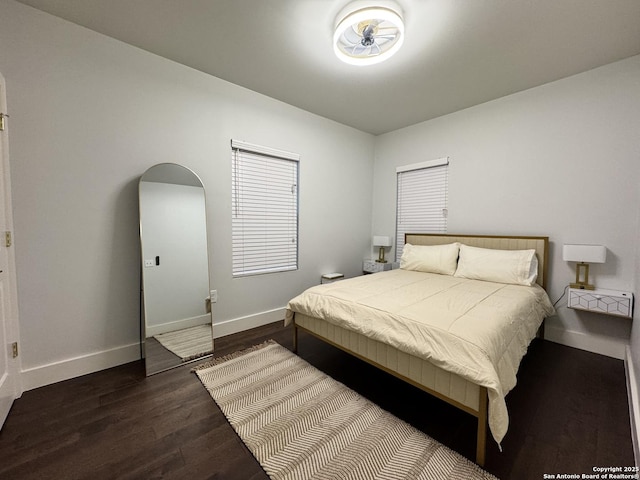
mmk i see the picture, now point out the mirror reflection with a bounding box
[139,163,213,375]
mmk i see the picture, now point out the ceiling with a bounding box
[15,0,640,135]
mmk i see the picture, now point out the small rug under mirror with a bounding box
[194,340,498,480]
[154,324,213,361]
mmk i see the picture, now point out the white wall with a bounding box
[0,0,374,389]
[628,168,640,463]
[634,224,640,370]
[1,0,638,391]
[373,55,640,359]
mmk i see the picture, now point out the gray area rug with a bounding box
[194,340,498,480]
[154,324,213,361]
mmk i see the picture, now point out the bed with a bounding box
[285,233,555,466]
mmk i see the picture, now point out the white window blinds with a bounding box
[395,158,449,261]
[231,140,299,277]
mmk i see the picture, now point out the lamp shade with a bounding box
[373,235,392,247]
[562,244,606,263]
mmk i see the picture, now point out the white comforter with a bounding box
[285,269,555,446]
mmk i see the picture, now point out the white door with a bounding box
[0,73,22,429]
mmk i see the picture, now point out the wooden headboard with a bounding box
[404,233,549,290]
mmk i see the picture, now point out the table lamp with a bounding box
[373,236,392,263]
[562,244,606,290]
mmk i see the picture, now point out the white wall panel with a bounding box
[0,0,374,384]
[373,55,640,358]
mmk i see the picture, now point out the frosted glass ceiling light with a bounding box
[333,3,405,66]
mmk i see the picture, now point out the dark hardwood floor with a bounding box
[0,321,634,480]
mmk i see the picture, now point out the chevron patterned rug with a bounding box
[154,324,213,361]
[194,340,498,480]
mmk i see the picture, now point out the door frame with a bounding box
[0,72,23,429]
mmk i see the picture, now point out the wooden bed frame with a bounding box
[292,233,550,466]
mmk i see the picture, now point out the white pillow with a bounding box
[400,242,460,275]
[454,244,538,286]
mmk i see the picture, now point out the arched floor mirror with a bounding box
[139,163,213,375]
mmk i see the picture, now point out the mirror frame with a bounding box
[139,163,213,375]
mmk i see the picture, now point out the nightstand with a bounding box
[321,273,344,284]
[567,287,633,318]
[363,260,392,274]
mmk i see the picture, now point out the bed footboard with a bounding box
[476,386,488,466]
[293,316,489,466]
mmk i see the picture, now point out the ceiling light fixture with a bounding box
[333,2,405,66]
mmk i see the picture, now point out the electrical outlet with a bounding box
[144,259,154,267]
[210,290,218,303]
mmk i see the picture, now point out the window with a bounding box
[395,158,449,261]
[231,140,299,277]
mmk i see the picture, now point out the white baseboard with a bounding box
[213,307,285,339]
[21,342,141,391]
[19,308,286,391]
[544,324,626,359]
[145,313,211,337]
[625,346,640,468]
